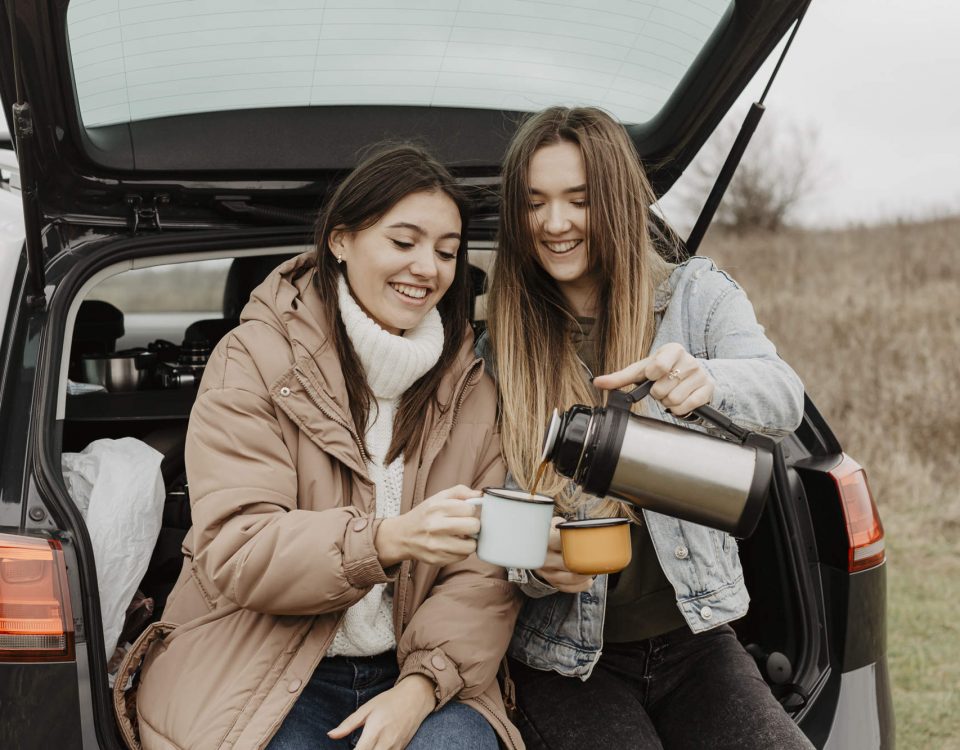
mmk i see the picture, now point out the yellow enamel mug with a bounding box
[558,518,632,575]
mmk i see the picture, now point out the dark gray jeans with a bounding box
[509,625,814,750]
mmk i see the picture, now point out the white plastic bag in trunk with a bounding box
[62,437,165,658]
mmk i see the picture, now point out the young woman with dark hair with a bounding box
[124,145,524,750]
[481,107,813,749]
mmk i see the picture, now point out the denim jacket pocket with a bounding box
[509,575,606,678]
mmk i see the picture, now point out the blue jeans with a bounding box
[266,651,497,749]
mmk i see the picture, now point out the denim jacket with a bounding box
[477,256,805,679]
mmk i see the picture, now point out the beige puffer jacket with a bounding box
[115,253,524,749]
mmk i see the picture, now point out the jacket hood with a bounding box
[240,251,332,358]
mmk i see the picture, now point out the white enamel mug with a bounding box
[466,488,555,569]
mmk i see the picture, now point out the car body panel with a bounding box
[836,566,888,673]
[0,661,84,748]
[822,664,895,750]
[0,170,25,333]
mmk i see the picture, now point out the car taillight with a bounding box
[828,456,885,573]
[0,533,75,661]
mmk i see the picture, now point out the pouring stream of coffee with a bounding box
[530,459,549,499]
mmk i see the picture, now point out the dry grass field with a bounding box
[703,216,960,749]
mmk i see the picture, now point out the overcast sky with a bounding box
[661,0,960,229]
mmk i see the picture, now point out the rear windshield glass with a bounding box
[67,0,730,128]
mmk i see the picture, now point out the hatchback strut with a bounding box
[686,7,808,255]
[5,0,47,309]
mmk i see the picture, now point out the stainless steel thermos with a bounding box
[540,381,775,537]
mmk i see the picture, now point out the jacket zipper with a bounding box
[470,694,522,749]
[395,358,484,636]
[292,358,515,744]
[293,368,370,465]
[441,359,484,439]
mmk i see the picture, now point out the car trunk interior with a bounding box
[45,237,830,738]
[732,433,831,712]
[58,247,304,641]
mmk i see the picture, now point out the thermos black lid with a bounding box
[581,404,629,497]
[544,405,592,480]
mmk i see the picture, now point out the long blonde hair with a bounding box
[488,107,676,517]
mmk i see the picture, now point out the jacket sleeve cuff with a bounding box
[397,648,465,710]
[517,568,560,598]
[342,517,396,588]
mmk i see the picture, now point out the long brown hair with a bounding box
[488,107,676,516]
[314,144,472,463]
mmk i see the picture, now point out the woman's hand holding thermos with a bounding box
[593,342,715,417]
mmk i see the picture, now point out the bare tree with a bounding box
[677,113,824,233]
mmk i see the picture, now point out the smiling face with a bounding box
[330,190,461,335]
[527,140,597,315]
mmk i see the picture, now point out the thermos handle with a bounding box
[619,380,753,443]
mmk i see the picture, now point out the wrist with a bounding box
[398,674,437,714]
[374,516,407,567]
[530,568,561,590]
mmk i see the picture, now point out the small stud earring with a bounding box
[336,254,343,265]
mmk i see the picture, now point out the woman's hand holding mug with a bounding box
[375,485,481,567]
[533,517,595,593]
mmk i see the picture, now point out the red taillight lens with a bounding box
[0,533,75,661]
[828,456,885,573]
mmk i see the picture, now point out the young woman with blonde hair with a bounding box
[481,107,814,749]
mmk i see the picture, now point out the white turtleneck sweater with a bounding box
[327,274,444,657]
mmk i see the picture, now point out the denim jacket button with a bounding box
[674,545,689,560]
[700,606,713,620]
